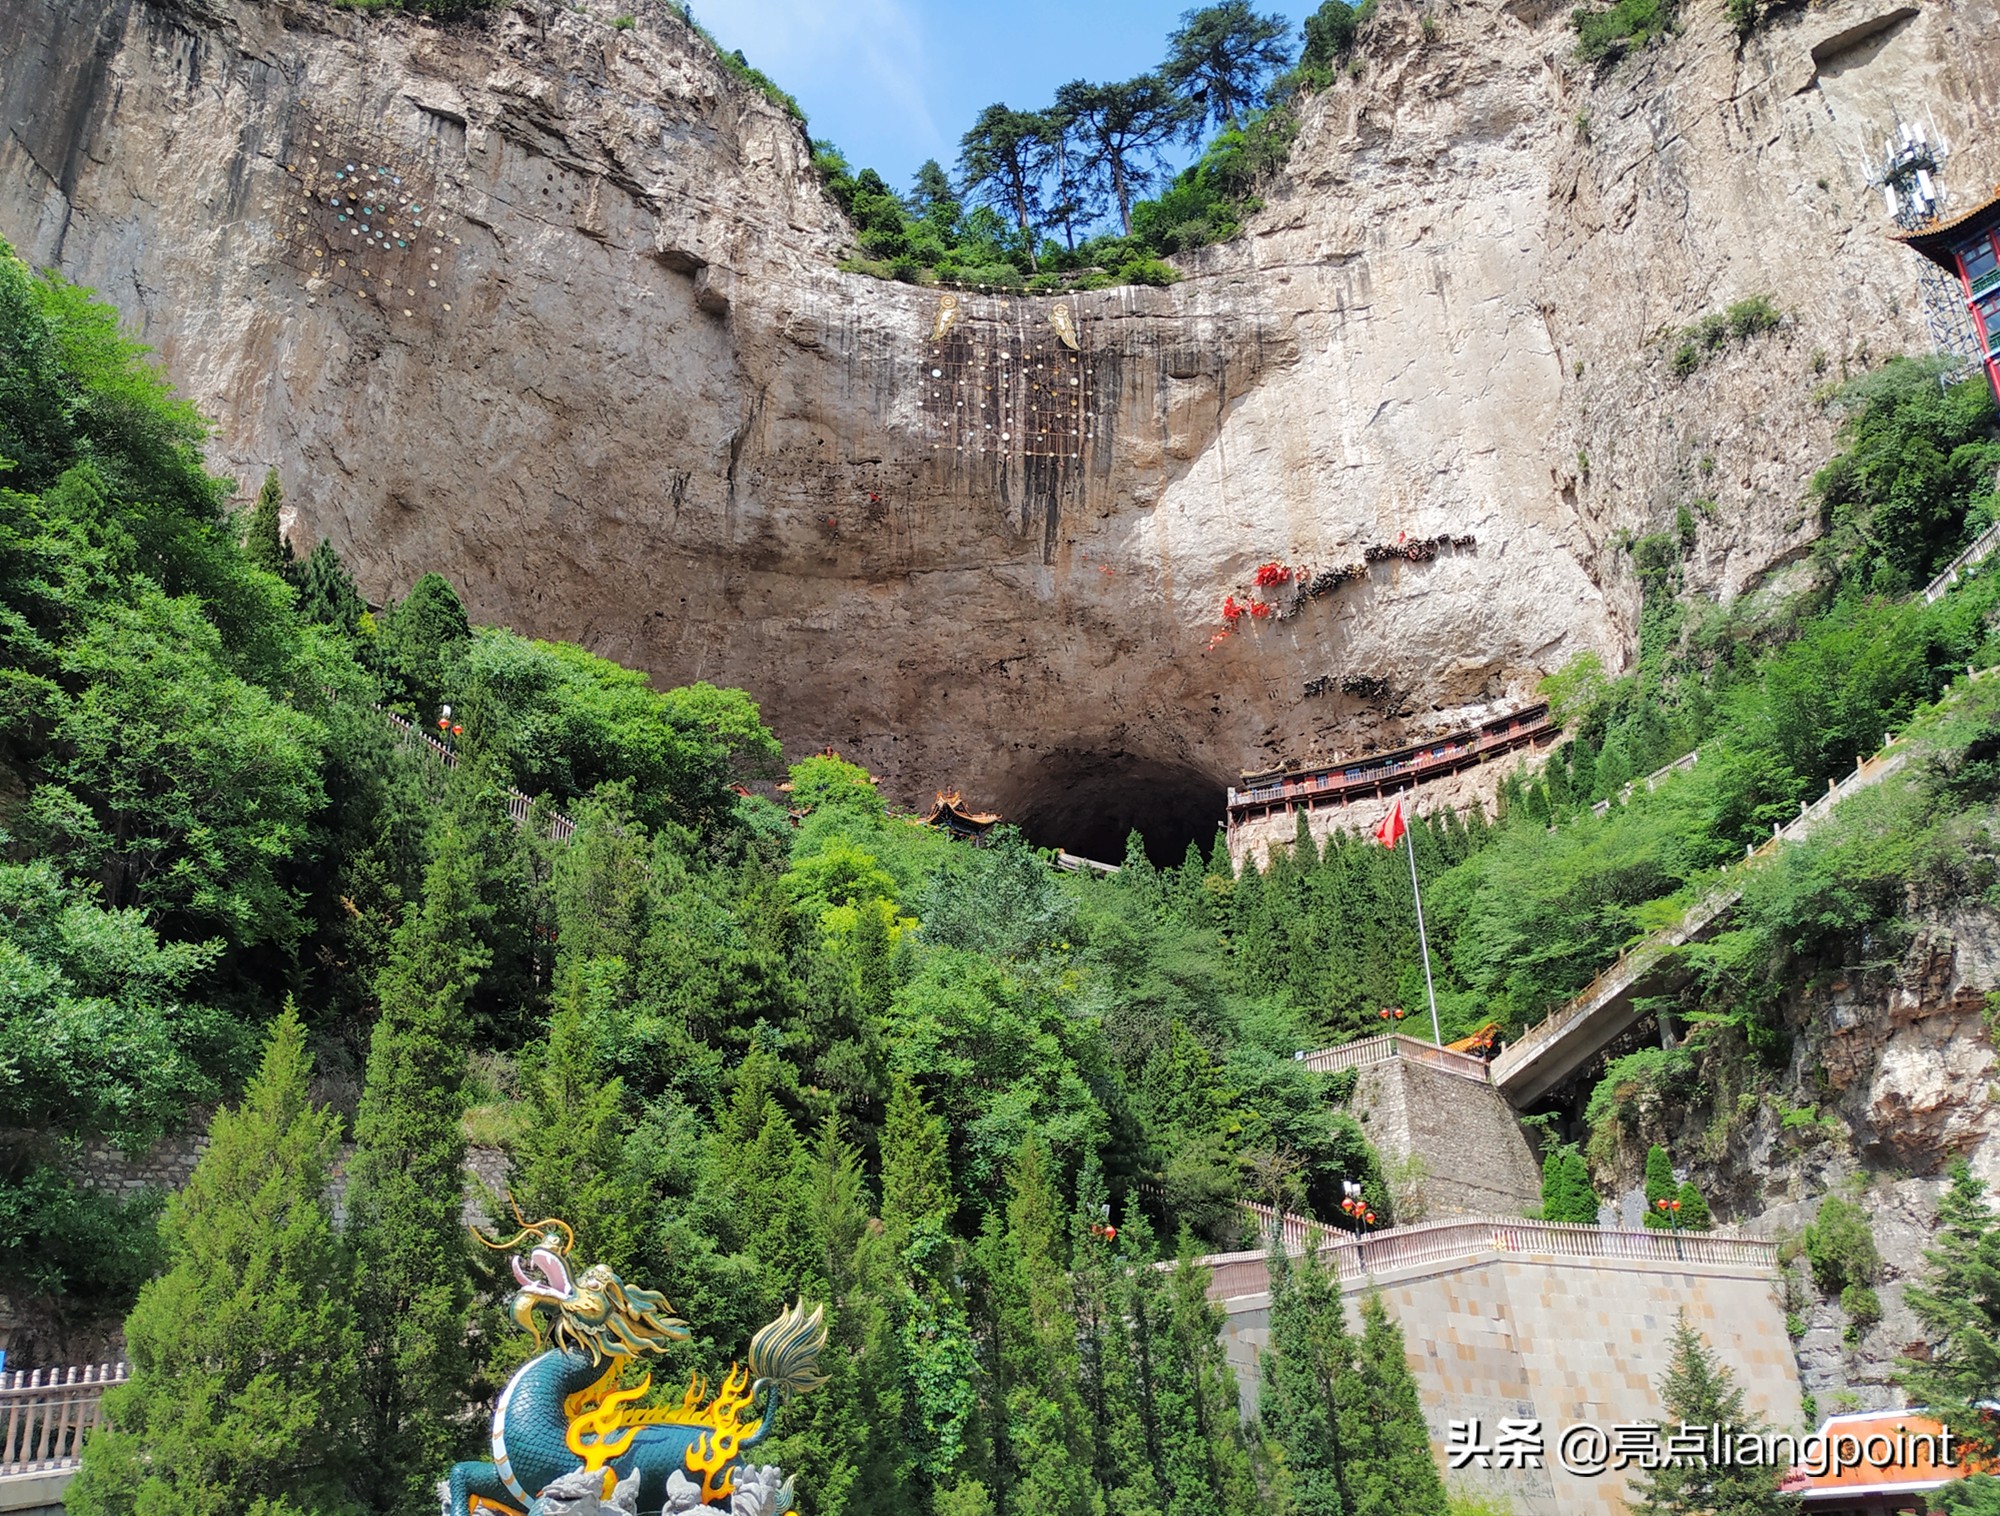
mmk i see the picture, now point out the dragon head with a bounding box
[476,1209,689,1365]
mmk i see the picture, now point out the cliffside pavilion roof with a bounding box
[922,791,1001,840]
[1893,185,2000,271]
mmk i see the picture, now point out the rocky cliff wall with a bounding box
[1594,904,2000,1416]
[1,0,1994,858]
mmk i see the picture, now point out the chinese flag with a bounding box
[1373,799,1408,850]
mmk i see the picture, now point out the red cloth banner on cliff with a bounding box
[1373,799,1407,850]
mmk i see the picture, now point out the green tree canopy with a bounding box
[68,1002,362,1516]
[1162,2,1294,136]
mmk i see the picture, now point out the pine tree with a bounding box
[243,466,294,579]
[345,813,489,1516]
[1341,1294,1447,1516]
[70,1002,362,1516]
[298,538,366,633]
[1627,1312,1792,1515]
[1643,1145,1677,1229]
[509,966,641,1277]
[1902,1160,2000,1446]
[1257,1225,1350,1516]
[983,1136,1096,1516]
[1540,1143,1600,1225]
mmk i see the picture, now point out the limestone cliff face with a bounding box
[1596,906,2000,1415]
[2,0,1994,855]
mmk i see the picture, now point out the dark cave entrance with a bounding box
[999,751,1228,868]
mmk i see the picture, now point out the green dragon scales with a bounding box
[443,1213,826,1516]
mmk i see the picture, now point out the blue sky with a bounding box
[695,0,1324,194]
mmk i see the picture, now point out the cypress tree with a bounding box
[985,1136,1096,1516]
[243,466,294,579]
[1342,1294,1447,1516]
[1071,1158,1161,1515]
[1257,1226,1350,1516]
[881,1072,953,1253]
[1643,1144,1677,1228]
[345,810,489,1515]
[1901,1160,2000,1444]
[1539,1143,1600,1225]
[509,966,641,1276]
[712,1043,808,1278]
[69,1002,361,1516]
[298,537,366,634]
[377,571,471,716]
[881,1077,978,1494]
[1675,1180,1713,1232]
[1627,1312,1790,1515]
[1157,1232,1259,1516]
[765,1118,908,1516]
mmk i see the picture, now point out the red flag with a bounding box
[1373,799,1407,850]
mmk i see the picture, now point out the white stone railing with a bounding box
[1590,745,1702,817]
[1299,1032,1493,1084]
[1924,518,2000,604]
[1198,1214,1775,1301]
[0,1364,126,1475]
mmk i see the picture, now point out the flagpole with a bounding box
[1402,806,1443,1047]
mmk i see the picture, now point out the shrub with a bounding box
[1803,1194,1880,1295]
[1669,295,1784,379]
[1841,1282,1882,1332]
[1573,0,1677,63]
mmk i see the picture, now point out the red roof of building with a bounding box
[1790,1412,1973,1503]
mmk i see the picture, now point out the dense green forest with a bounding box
[9,216,2000,1511]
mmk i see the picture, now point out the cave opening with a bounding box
[998,751,1229,869]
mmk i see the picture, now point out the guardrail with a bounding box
[1299,1032,1493,1084]
[380,710,576,843]
[0,1364,126,1475]
[1199,1213,1775,1300]
[1229,706,1555,815]
[1924,518,2000,604]
[1591,746,1702,817]
[1497,734,1913,1087]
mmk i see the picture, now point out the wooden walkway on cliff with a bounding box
[1225,703,1559,833]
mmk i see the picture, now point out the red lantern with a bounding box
[438,718,449,730]
[1379,1008,1391,1021]
[1364,1212,1376,1225]
[1104,1226,1117,1242]
[452,724,463,737]
[1655,1198,1668,1211]
[1670,1200,1681,1212]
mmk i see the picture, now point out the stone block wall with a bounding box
[1353,1058,1543,1219]
[1214,1250,1801,1516]
[75,1133,208,1201]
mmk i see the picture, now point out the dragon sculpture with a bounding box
[443,1212,827,1516]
